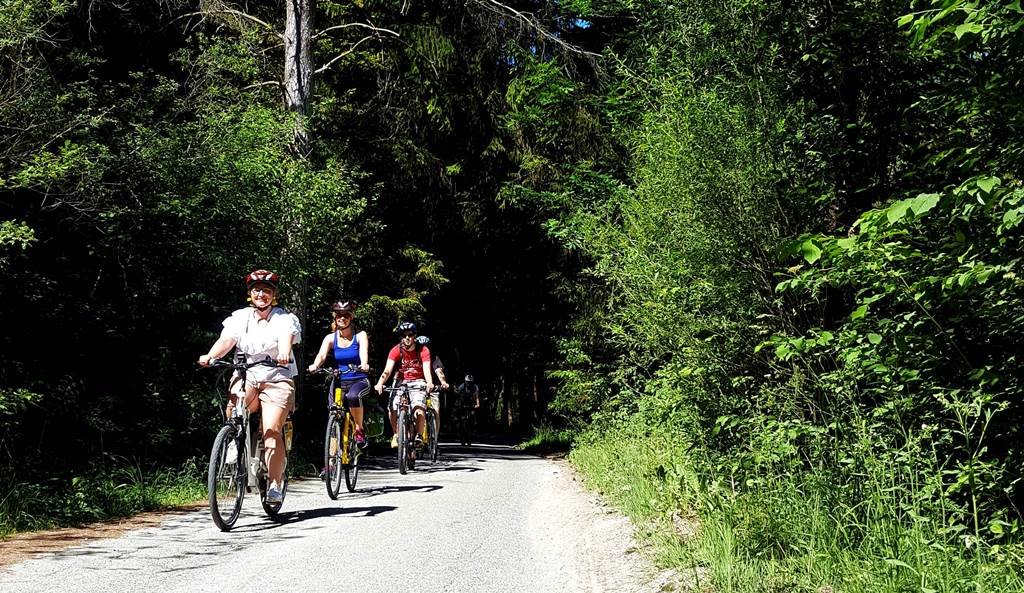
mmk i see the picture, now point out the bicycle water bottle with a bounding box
[283,420,294,450]
[334,386,343,406]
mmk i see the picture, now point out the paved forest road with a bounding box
[0,443,667,593]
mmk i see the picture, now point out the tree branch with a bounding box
[470,0,602,58]
[174,9,285,42]
[314,36,375,75]
[313,22,400,40]
[243,80,284,91]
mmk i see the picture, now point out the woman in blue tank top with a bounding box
[307,300,371,445]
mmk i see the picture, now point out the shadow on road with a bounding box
[355,484,443,495]
[274,504,397,523]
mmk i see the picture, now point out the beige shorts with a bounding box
[229,377,295,412]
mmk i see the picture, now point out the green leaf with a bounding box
[954,23,983,39]
[867,333,882,345]
[886,199,912,224]
[910,193,940,216]
[884,558,918,574]
[976,176,1000,193]
[836,237,856,251]
[896,14,915,27]
[800,239,822,264]
[851,304,868,320]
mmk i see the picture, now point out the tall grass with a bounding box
[569,418,1024,593]
[0,456,206,538]
[517,422,574,454]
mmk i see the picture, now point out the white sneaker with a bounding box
[266,482,283,503]
[224,441,238,464]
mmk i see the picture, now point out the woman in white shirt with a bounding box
[198,269,301,503]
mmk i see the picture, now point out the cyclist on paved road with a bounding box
[198,269,301,504]
[416,335,448,439]
[307,300,371,447]
[374,322,433,448]
[455,374,481,444]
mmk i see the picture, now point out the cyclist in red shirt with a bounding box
[374,321,434,448]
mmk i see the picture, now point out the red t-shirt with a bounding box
[388,344,431,382]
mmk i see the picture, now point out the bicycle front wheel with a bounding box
[324,413,344,499]
[208,424,244,531]
[343,413,360,492]
[260,474,287,517]
[397,409,409,475]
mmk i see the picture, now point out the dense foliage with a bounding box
[519,0,1024,590]
[2,0,1023,589]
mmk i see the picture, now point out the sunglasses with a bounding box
[334,313,353,320]
[401,333,415,338]
[250,286,274,295]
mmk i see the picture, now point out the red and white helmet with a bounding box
[245,269,280,290]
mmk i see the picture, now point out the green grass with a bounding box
[568,421,1024,593]
[0,457,206,538]
[517,423,574,455]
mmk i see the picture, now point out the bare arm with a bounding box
[307,333,334,372]
[276,330,293,366]
[198,336,236,366]
[422,359,434,392]
[358,331,370,372]
[375,358,396,393]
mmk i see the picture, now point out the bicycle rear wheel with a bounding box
[324,412,344,499]
[208,424,244,531]
[427,411,439,463]
[397,409,409,475]
[343,412,360,492]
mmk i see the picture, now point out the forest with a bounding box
[2,1,1023,591]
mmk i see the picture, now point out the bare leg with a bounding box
[261,403,289,484]
[415,408,425,438]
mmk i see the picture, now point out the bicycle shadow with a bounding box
[223,505,397,532]
[354,484,442,495]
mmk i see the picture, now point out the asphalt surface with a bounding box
[0,442,639,593]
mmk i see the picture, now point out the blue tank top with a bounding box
[331,332,367,380]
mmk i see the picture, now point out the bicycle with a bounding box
[424,387,440,463]
[384,383,427,474]
[455,403,475,446]
[204,355,292,531]
[452,385,479,446]
[312,366,367,498]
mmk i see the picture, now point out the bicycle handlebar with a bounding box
[309,364,368,377]
[205,356,282,370]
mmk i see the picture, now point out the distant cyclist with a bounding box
[374,322,433,448]
[198,269,301,503]
[417,335,448,438]
[454,374,481,445]
[307,300,371,447]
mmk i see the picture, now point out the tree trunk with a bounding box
[284,0,314,157]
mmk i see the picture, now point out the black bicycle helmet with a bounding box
[464,374,474,383]
[331,300,357,314]
[416,335,431,346]
[396,321,417,334]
